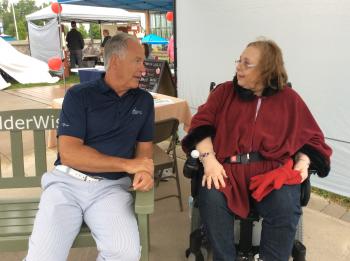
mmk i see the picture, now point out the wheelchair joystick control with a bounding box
[190,150,200,159]
[183,150,200,179]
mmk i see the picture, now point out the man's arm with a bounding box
[132,141,154,191]
[135,141,153,159]
[58,135,153,175]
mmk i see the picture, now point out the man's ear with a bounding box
[109,54,119,69]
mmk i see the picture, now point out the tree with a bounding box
[89,23,101,39]
[77,24,88,39]
[0,0,40,40]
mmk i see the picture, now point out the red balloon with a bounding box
[166,11,173,22]
[51,2,62,14]
[48,57,62,71]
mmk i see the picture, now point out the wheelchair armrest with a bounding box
[300,176,311,207]
[183,156,202,179]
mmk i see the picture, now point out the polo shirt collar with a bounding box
[98,75,138,97]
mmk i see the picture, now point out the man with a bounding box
[83,39,99,66]
[66,21,84,68]
[100,29,112,60]
[25,33,154,261]
[101,29,112,48]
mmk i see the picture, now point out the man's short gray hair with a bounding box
[103,33,139,70]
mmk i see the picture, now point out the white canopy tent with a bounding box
[0,38,59,89]
[25,4,142,64]
[25,4,141,23]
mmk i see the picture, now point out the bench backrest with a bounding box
[0,109,61,189]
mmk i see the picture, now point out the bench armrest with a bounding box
[134,188,154,214]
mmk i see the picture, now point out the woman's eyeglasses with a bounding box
[235,59,257,69]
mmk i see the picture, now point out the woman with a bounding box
[182,39,332,261]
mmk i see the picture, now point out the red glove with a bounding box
[249,159,301,202]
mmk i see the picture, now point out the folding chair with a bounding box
[153,118,183,211]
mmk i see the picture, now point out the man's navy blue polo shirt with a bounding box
[54,77,154,179]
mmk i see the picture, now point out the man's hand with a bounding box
[132,172,154,192]
[201,154,227,189]
[126,158,154,175]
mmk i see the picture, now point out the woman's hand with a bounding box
[201,154,228,189]
[294,152,310,182]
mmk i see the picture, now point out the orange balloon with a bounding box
[51,2,62,14]
[48,57,62,71]
[166,11,173,22]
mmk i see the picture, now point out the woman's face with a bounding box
[236,46,264,96]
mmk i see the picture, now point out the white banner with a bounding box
[177,0,350,197]
[28,18,61,63]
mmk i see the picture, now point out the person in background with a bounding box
[100,29,112,60]
[167,35,174,63]
[24,33,154,261]
[142,43,151,59]
[101,29,112,48]
[66,21,84,68]
[182,38,332,261]
[83,39,99,66]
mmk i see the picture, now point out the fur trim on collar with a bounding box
[181,125,216,153]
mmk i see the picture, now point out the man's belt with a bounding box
[55,165,104,182]
[223,152,263,164]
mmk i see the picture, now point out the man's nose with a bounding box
[140,62,146,73]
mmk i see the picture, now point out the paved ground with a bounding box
[0,89,349,260]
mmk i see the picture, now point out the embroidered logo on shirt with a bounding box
[61,122,70,127]
[132,108,143,115]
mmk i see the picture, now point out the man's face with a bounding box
[112,40,146,90]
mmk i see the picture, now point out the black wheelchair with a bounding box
[183,153,309,261]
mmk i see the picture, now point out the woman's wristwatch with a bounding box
[191,150,216,162]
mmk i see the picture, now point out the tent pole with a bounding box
[57,14,66,92]
[11,2,19,40]
[173,0,177,93]
[99,20,102,45]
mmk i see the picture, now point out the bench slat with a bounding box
[0,177,42,189]
[0,217,34,227]
[10,131,25,178]
[0,231,95,252]
[0,210,38,219]
[33,130,47,176]
[0,203,38,212]
[0,223,91,237]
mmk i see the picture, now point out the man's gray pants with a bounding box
[25,168,141,261]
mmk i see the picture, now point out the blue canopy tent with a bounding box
[142,34,168,45]
[0,34,16,41]
[57,0,173,11]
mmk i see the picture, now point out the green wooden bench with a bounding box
[0,109,154,261]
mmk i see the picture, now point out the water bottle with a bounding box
[183,150,200,179]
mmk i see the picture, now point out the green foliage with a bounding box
[77,24,88,39]
[312,187,350,210]
[0,0,40,40]
[89,23,101,39]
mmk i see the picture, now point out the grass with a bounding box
[312,187,350,210]
[7,74,80,89]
